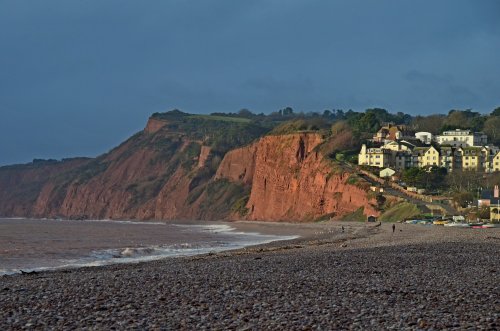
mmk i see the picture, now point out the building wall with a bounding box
[415,132,432,144]
[440,155,454,171]
[492,153,500,172]
[420,147,439,167]
[358,145,391,168]
[436,130,487,147]
[359,137,498,172]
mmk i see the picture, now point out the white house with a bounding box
[379,168,396,178]
[415,132,433,144]
[436,129,487,147]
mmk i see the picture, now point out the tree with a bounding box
[483,116,500,145]
[410,115,445,134]
[402,167,446,190]
[376,194,386,207]
[427,166,447,190]
[280,107,294,116]
[444,111,469,129]
[331,121,350,135]
[443,109,482,131]
[445,170,483,193]
[453,191,474,208]
[334,109,345,119]
[491,107,500,116]
[238,108,254,118]
[394,112,412,124]
[402,167,426,186]
[469,116,486,132]
[365,108,390,123]
[350,112,380,134]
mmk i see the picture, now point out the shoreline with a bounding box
[0,218,357,277]
[1,222,499,329]
[2,219,498,278]
[0,218,308,276]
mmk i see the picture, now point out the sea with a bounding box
[0,218,297,276]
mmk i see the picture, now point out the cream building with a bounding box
[436,129,487,147]
[359,142,414,169]
[358,145,392,168]
[459,147,487,171]
[359,129,499,172]
[492,152,500,172]
[412,146,440,168]
[439,146,455,171]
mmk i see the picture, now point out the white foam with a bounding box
[173,223,236,233]
[0,222,299,276]
[61,219,167,225]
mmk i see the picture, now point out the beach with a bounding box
[0,218,300,275]
[1,222,499,329]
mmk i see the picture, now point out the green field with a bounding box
[187,115,252,123]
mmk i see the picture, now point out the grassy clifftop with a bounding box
[151,110,270,154]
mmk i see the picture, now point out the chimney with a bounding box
[495,185,499,198]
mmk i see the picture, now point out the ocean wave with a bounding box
[173,224,236,233]
[0,222,299,277]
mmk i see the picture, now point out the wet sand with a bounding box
[1,222,499,329]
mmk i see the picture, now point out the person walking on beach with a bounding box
[392,224,396,233]
[342,225,344,233]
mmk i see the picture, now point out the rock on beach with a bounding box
[1,223,499,329]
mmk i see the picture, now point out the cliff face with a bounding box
[0,115,377,221]
[0,158,91,217]
[217,134,378,221]
[24,121,221,220]
[144,118,167,133]
[214,144,257,185]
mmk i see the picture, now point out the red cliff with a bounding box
[144,118,167,133]
[0,116,378,222]
[217,133,378,221]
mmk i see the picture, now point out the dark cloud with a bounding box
[404,71,453,85]
[0,0,499,165]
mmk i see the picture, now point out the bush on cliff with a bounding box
[198,179,249,217]
[341,207,366,222]
[152,111,270,154]
[269,118,330,135]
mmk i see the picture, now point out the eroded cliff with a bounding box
[217,133,378,221]
[0,112,377,221]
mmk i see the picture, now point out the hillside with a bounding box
[0,111,378,221]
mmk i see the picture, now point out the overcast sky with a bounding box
[1,0,499,165]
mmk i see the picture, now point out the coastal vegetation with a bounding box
[1,106,500,221]
[340,207,365,222]
[378,202,421,222]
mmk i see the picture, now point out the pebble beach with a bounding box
[1,222,499,330]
